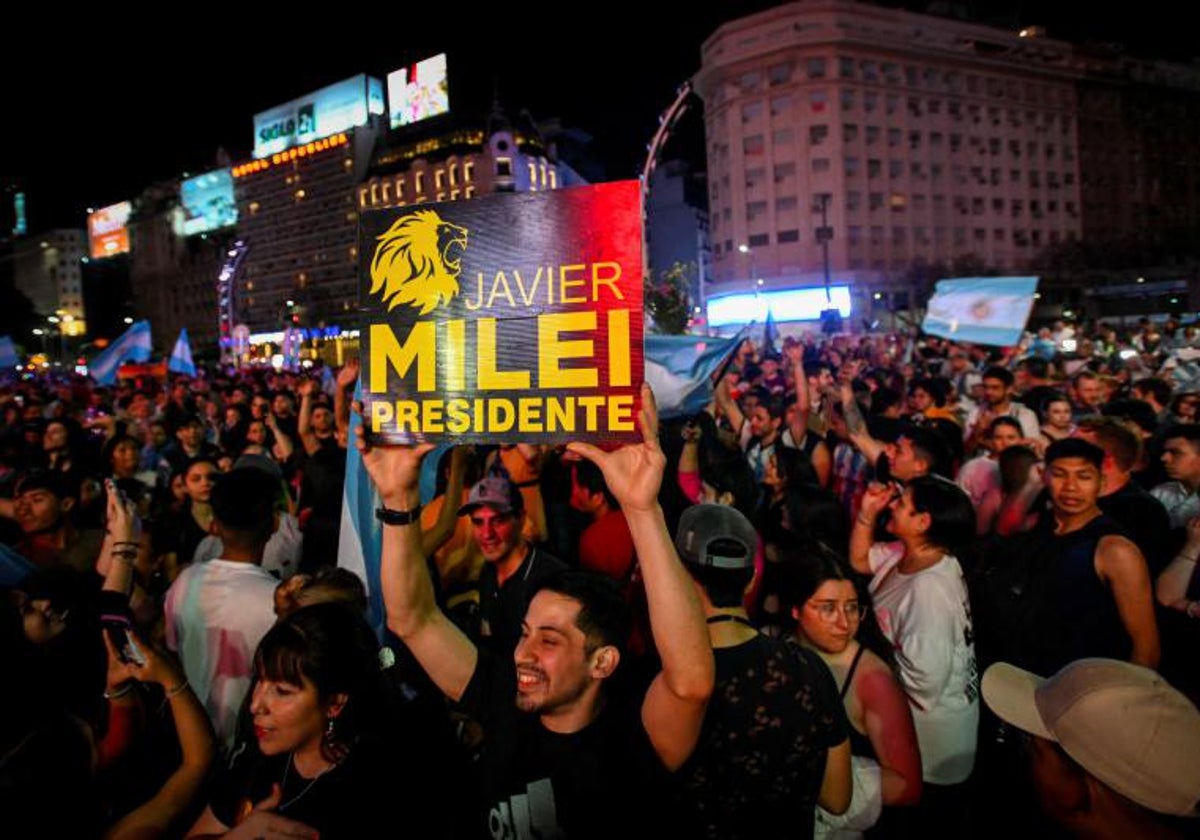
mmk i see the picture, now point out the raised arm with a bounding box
[1096,534,1161,669]
[786,346,809,446]
[849,484,892,575]
[838,382,884,467]
[105,632,215,840]
[357,419,478,700]
[714,377,746,438]
[333,359,359,445]
[420,446,467,559]
[296,380,320,456]
[569,384,714,771]
[1157,516,1200,614]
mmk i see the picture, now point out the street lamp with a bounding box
[738,243,759,295]
[123,317,134,325]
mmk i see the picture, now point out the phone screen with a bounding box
[102,617,146,666]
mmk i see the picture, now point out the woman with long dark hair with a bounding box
[850,476,979,829]
[784,549,922,835]
[187,602,436,839]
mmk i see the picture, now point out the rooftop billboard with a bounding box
[87,202,132,259]
[388,53,450,128]
[175,169,237,236]
[253,74,384,159]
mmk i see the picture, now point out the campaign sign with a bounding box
[359,180,644,444]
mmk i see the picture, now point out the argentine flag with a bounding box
[922,276,1039,347]
[89,320,152,385]
[645,331,746,419]
[168,328,197,376]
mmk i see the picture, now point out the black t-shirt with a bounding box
[210,740,439,839]
[458,650,671,839]
[679,635,848,840]
[478,547,566,657]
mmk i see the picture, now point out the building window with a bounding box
[839,56,855,78]
[774,162,796,181]
[747,201,768,220]
[890,193,907,211]
[464,161,475,182]
[773,127,794,144]
[868,159,882,178]
[744,135,765,156]
[741,101,764,122]
[775,196,798,212]
[809,90,828,112]
[415,171,426,192]
[847,191,862,211]
[887,128,901,147]
[495,158,512,177]
[865,125,880,145]
[888,160,903,178]
[768,62,795,86]
[770,94,792,115]
[748,233,770,247]
[840,89,856,111]
[869,193,883,210]
[843,124,859,142]
[845,157,860,176]
[448,164,458,186]
[812,158,831,173]
[864,91,878,112]
[807,58,826,79]
[739,71,761,92]
[809,125,829,145]
[435,170,445,190]
[778,229,800,243]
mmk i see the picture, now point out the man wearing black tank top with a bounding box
[1004,439,1160,674]
[675,503,850,839]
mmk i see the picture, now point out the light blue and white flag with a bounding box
[337,383,388,635]
[336,383,450,637]
[645,330,747,419]
[922,276,1039,347]
[0,335,18,370]
[89,320,152,385]
[168,328,196,376]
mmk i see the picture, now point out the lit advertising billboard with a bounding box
[706,285,852,327]
[253,74,383,159]
[388,53,449,128]
[88,202,132,259]
[176,169,237,236]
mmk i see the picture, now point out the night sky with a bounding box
[3,2,1191,232]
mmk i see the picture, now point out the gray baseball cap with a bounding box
[457,473,524,517]
[675,504,757,570]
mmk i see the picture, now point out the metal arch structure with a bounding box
[640,80,697,283]
[216,239,249,365]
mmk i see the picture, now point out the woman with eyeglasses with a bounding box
[786,549,922,836]
[850,475,979,831]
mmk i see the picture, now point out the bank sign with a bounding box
[359,181,645,445]
[252,74,385,159]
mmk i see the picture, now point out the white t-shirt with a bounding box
[164,560,279,752]
[868,542,980,785]
[192,513,303,581]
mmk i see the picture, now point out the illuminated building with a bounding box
[127,179,230,353]
[233,131,375,336]
[698,1,1200,319]
[13,229,88,336]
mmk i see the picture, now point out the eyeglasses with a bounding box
[806,600,868,622]
[9,591,69,624]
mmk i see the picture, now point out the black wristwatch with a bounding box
[375,504,422,526]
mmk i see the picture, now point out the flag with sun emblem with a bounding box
[922,276,1039,347]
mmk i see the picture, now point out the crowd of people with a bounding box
[3,314,1200,838]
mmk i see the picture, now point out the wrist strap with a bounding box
[376,504,422,526]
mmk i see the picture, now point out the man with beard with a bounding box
[361,385,714,838]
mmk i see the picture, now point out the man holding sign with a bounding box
[356,384,714,838]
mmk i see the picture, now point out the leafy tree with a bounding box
[645,261,693,335]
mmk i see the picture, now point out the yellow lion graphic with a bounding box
[368,209,468,315]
